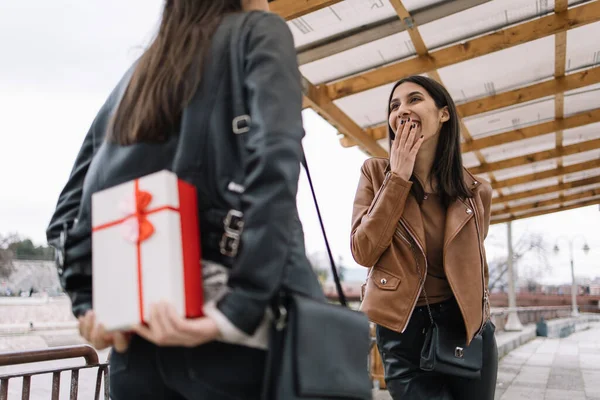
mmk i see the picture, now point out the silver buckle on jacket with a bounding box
[232,115,251,135]
[219,209,244,257]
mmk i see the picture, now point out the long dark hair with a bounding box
[387,75,472,207]
[109,0,243,145]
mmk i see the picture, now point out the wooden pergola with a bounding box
[270,0,600,225]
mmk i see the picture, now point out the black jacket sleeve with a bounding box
[45,110,107,317]
[216,13,306,334]
[46,65,135,318]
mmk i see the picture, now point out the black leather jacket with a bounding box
[46,11,324,336]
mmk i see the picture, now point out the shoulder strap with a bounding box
[228,12,348,307]
[301,155,348,307]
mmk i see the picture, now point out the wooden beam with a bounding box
[491,197,600,225]
[339,66,600,147]
[296,0,492,65]
[458,66,600,118]
[270,0,343,20]
[492,175,600,203]
[493,159,600,190]
[470,138,600,175]
[461,108,600,153]
[389,0,428,56]
[302,78,387,157]
[554,0,568,193]
[555,0,570,14]
[492,188,600,216]
[326,1,600,100]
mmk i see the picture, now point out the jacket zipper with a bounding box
[470,197,488,336]
[397,220,427,333]
[367,172,391,217]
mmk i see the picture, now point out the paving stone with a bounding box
[544,389,586,400]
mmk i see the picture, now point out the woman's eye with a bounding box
[409,97,420,103]
[390,104,399,110]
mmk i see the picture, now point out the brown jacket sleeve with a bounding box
[350,159,413,267]
[479,180,493,288]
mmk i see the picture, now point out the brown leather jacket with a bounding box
[351,158,493,344]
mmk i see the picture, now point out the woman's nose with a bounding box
[397,110,411,120]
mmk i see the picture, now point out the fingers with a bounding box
[90,321,112,350]
[131,323,153,343]
[164,303,189,334]
[410,134,425,156]
[152,303,172,339]
[112,332,130,353]
[396,119,409,150]
[78,310,94,341]
[404,123,417,152]
[135,302,177,346]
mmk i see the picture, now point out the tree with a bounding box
[0,234,56,278]
[6,237,54,261]
[486,232,550,292]
[0,233,19,278]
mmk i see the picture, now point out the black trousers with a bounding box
[376,298,498,400]
[109,335,266,400]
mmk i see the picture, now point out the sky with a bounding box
[1,0,599,287]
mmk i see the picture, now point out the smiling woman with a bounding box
[351,75,498,399]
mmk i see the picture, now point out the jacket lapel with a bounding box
[444,197,473,250]
[444,168,481,249]
[401,195,427,253]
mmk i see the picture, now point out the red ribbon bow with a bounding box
[127,186,155,244]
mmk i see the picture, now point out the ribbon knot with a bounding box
[122,185,155,243]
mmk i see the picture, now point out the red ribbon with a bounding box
[93,179,179,322]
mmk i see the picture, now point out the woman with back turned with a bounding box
[46,1,324,399]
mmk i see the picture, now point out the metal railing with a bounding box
[0,345,108,400]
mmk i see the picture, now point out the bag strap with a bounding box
[301,155,348,307]
[228,12,348,308]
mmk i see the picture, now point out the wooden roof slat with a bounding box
[492,188,600,216]
[270,0,343,20]
[493,159,600,189]
[326,1,600,100]
[554,0,569,195]
[458,66,600,118]
[339,66,600,148]
[461,108,600,153]
[301,78,387,157]
[297,0,491,65]
[470,137,600,175]
[493,175,600,203]
[389,0,428,56]
[491,197,600,224]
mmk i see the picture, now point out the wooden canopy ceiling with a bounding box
[270,0,600,224]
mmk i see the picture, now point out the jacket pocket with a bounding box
[371,269,401,290]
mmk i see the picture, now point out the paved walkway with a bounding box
[373,322,600,399]
[495,322,600,400]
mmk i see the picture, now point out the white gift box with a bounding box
[91,170,203,331]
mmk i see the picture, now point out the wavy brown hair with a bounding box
[109,0,243,145]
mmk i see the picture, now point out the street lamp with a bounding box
[553,236,590,317]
